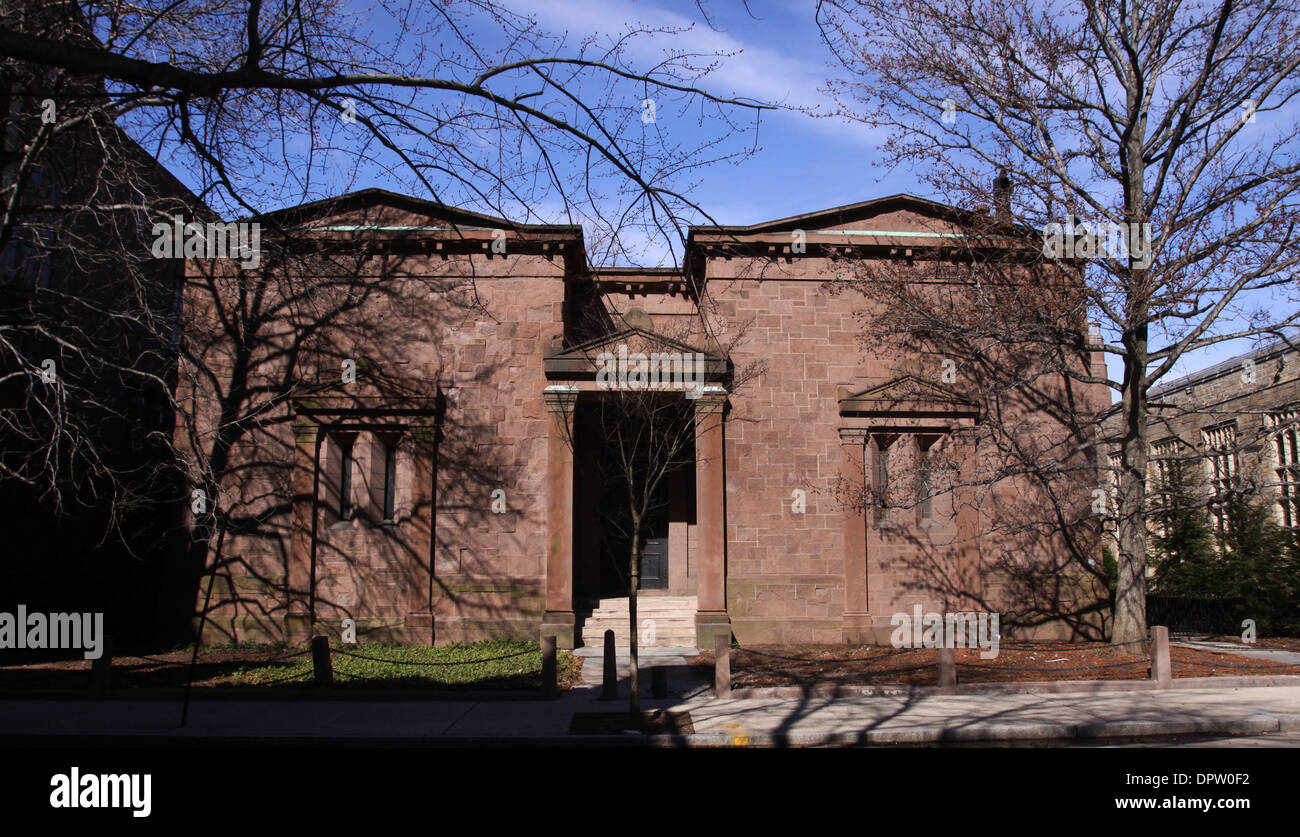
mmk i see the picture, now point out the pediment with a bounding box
[689,193,1036,248]
[545,326,728,382]
[256,188,581,237]
[839,374,978,418]
[693,194,982,236]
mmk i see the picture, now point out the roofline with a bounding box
[687,193,1030,237]
[1149,333,1300,397]
[249,188,584,235]
[591,266,684,277]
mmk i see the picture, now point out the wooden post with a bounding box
[602,629,618,700]
[311,635,333,689]
[652,667,668,699]
[541,635,557,699]
[714,633,731,698]
[938,647,956,692]
[1150,625,1172,687]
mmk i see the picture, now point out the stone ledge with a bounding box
[727,574,844,585]
[434,577,545,595]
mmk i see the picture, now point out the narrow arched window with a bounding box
[338,438,355,521]
[873,434,896,522]
[917,435,935,521]
[382,440,398,522]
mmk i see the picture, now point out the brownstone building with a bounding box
[183,189,1112,649]
[1104,336,1300,553]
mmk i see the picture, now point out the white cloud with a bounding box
[504,0,830,111]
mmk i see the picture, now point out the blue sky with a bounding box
[491,0,1295,395]
[132,0,1296,397]
[497,0,907,226]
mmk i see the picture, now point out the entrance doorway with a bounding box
[598,465,670,595]
[638,532,670,591]
[572,392,696,601]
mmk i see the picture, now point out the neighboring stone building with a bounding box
[182,189,1112,649]
[1105,336,1300,548]
[1,1,204,644]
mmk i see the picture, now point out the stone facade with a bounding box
[181,189,1112,647]
[1104,336,1300,547]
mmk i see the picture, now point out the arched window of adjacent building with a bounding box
[1201,422,1238,540]
[1269,409,1300,530]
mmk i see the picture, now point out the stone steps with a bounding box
[584,615,696,624]
[580,596,698,611]
[577,596,697,648]
[580,625,698,643]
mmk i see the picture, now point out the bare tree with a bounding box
[822,247,1113,639]
[1,0,770,260]
[567,302,761,719]
[817,0,1300,642]
[0,0,770,639]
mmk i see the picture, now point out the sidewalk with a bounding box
[1173,639,1300,665]
[1,681,1298,746]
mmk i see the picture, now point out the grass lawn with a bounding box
[0,639,582,691]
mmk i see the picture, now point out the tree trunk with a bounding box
[1113,318,1150,644]
[628,535,640,722]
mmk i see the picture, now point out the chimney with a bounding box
[993,169,1011,220]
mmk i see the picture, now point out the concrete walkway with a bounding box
[572,645,699,684]
[680,684,1300,745]
[1,682,1297,746]
[1173,639,1300,665]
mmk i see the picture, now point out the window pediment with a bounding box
[838,374,979,420]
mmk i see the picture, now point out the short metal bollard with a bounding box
[311,635,333,689]
[541,635,558,699]
[602,629,618,700]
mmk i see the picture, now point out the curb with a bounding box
[723,674,1300,700]
[2,715,1294,747]
[0,688,572,702]
[669,716,1288,747]
[6,674,1299,703]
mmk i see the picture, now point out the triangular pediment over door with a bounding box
[544,325,729,386]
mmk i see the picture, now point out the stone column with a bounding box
[286,419,318,643]
[694,388,730,649]
[573,406,602,599]
[953,429,983,610]
[839,429,871,644]
[406,423,438,642]
[542,386,578,648]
